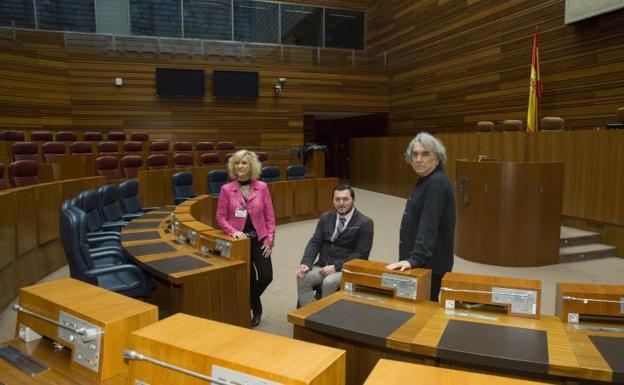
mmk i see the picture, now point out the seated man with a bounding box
[295,184,374,307]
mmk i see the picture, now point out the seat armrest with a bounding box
[121,213,142,220]
[87,231,121,239]
[142,207,160,212]
[88,235,121,245]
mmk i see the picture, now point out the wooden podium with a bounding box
[455,160,563,266]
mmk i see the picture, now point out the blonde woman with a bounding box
[216,150,276,327]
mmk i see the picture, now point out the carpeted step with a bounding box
[559,244,617,263]
[560,226,600,248]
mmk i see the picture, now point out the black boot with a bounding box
[251,311,261,327]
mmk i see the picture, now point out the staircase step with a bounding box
[560,226,600,248]
[559,243,617,263]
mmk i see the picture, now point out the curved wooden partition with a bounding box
[0,166,337,316]
[454,160,563,267]
[0,176,105,311]
[138,166,339,225]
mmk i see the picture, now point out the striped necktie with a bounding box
[332,216,346,241]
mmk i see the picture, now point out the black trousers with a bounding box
[250,237,273,314]
[430,273,443,302]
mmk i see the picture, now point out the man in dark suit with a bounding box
[295,184,374,307]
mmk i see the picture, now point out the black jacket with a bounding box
[300,208,374,271]
[399,165,456,276]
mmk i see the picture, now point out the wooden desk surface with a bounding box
[289,291,619,383]
[120,203,249,327]
[364,359,547,385]
[130,313,345,385]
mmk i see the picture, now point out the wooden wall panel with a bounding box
[37,182,63,244]
[0,23,388,147]
[0,190,16,270]
[15,186,38,257]
[368,0,624,133]
[350,131,624,228]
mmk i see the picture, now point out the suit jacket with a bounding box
[216,179,276,246]
[300,208,374,271]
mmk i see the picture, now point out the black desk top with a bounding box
[125,221,161,230]
[121,231,161,242]
[304,299,414,348]
[590,335,624,383]
[145,255,211,274]
[437,319,549,375]
[126,242,177,256]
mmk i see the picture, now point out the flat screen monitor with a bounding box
[213,70,259,99]
[156,68,205,96]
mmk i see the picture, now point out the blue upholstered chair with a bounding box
[286,165,306,180]
[207,169,228,195]
[172,171,196,205]
[118,180,159,215]
[260,166,280,183]
[60,207,150,298]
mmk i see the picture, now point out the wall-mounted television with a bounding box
[213,70,259,99]
[156,68,205,96]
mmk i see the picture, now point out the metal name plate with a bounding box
[187,230,196,245]
[381,273,418,300]
[491,287,537,315]
[215,239,231,258]
[212,365,282,385]
[444,309,500,321]
[58,311,102,372]
[575,324,624,333]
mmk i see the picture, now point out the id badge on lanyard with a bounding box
[235,200,247,218]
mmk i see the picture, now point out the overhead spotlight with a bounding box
[273,83,282,94]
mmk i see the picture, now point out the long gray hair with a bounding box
[404,132,447,165]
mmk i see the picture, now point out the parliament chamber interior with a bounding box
[0,0,623,384]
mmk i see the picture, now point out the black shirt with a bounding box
[399,165,456,276]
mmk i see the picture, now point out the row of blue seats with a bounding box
[60,180,159,298]
[182,165,307,204]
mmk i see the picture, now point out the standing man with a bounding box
[386,132,456,301]
[296,184,374,307]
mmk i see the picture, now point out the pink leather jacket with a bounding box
[216,180,276,247]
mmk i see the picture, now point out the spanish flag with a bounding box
[526,30,541,133]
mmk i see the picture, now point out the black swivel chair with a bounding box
[207,169,229,196]
[260,166,280,183]
[172,171,196,205]
[60,207,150,298]
[77,190,127,235]
[118,179,159,215]
[62,198,122,251]
[98,184,142,222]
[286,165,306,180]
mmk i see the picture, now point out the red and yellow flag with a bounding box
[526,30,541,133]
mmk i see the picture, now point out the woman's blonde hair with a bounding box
[227,149,262,180]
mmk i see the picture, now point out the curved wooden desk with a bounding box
[455,160,563,267]
[289,280,619,384]
[121,196,250,327]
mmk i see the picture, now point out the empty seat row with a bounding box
[0,130,143,142]
[61,181,158,298]
[1,130,236,151]
[173,165,307,204]
[0,160,39,189]
[9,141,239,164]
[477,117,566,131]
